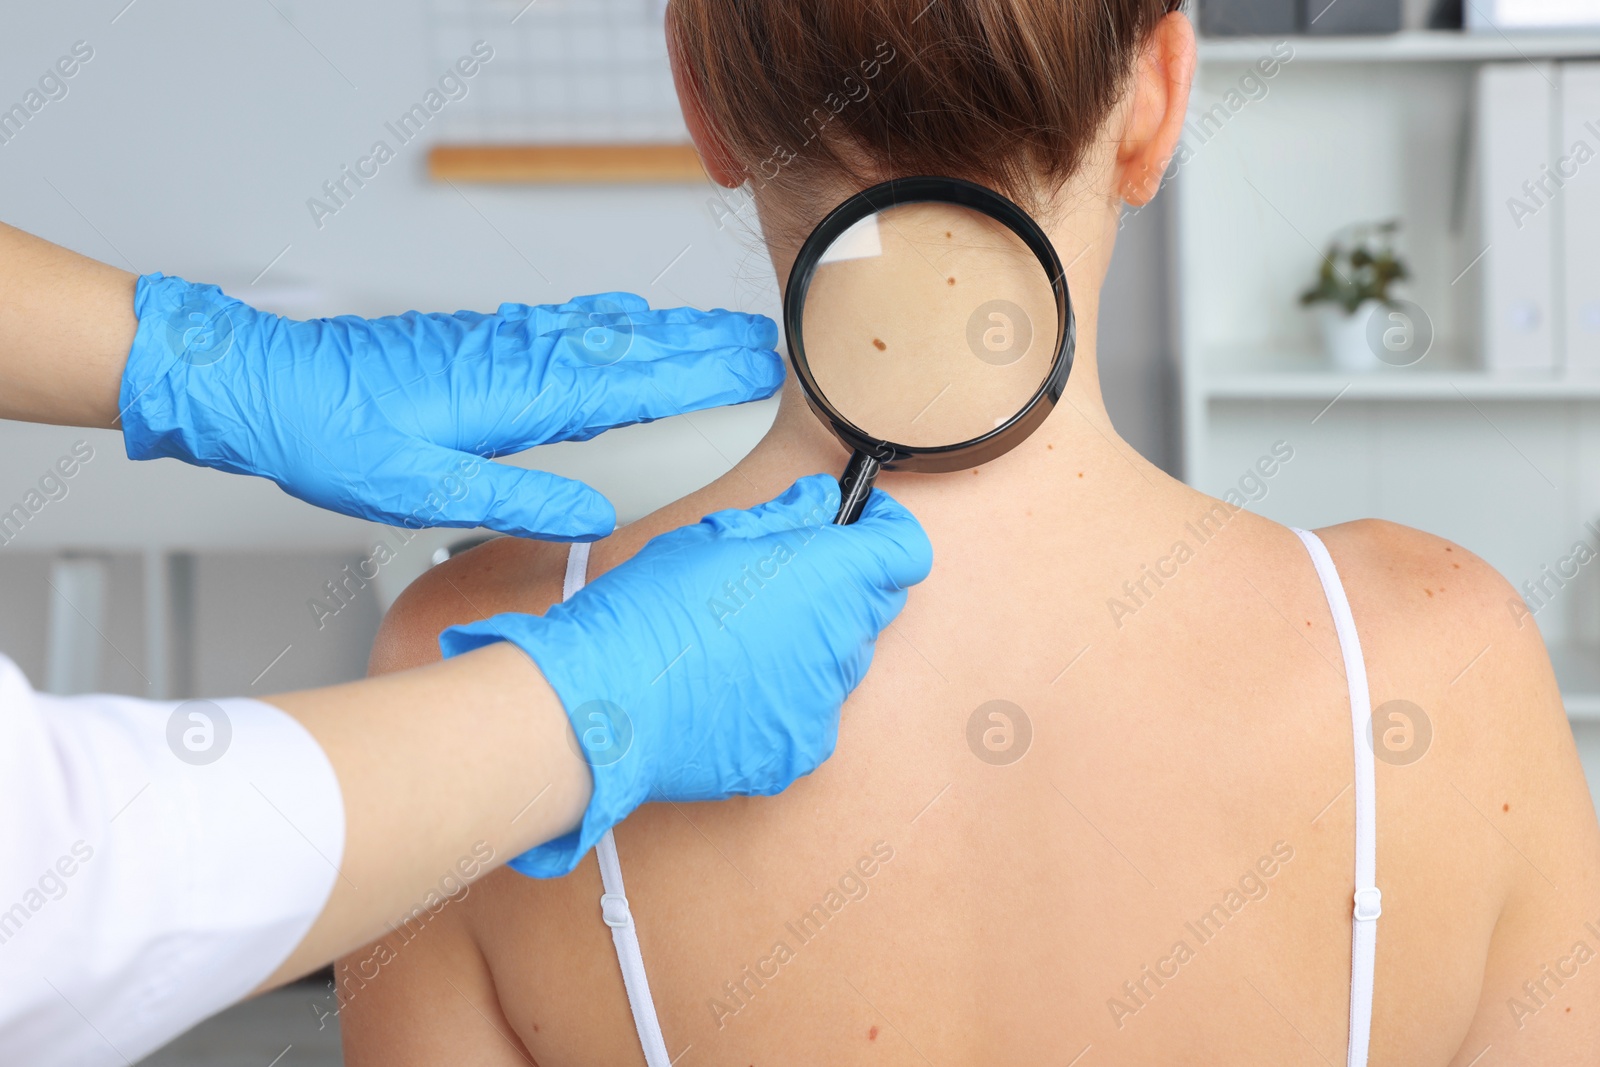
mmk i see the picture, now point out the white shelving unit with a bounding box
[1199,31,1600,62]
[1175,31,1600,721]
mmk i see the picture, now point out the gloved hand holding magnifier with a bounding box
[783,177,1077,524]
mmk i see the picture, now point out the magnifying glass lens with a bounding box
[799,201,1060,450]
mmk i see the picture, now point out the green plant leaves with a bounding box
[1300,219,1410,315]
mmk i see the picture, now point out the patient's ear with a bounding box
[667,23,744,189]
[1116,12,1197,207]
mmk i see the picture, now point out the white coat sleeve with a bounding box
[0,655,345,1067]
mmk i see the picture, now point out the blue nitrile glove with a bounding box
[439,474,933,877]
[119,274,783,541]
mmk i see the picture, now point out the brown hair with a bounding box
[669,0,1181,228]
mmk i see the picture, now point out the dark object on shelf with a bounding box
[1303,0,1402,33]
[1426,0,1464,28]
[1199,0,1298,36]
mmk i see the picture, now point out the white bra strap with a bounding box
[596,830,672,1067]
[1291,528,1378,1067]
[562,541,593,603]
[561,542,672,1067]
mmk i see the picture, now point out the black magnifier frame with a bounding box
[783,176,1077,524]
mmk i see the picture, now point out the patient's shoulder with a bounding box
[1310,517,1571,763]
[1312,517,1534,650]
[1313,517,1551,678]
[1313,517,1517,621]
[367,535,571,676]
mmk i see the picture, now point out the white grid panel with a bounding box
[427,0,687,143]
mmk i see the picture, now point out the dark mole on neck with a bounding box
[872,338,887,351]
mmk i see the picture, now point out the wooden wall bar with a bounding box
[428,144,707,184]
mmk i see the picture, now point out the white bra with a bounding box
[561,525,1380,1065]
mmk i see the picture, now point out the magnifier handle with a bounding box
[835,451,881,525]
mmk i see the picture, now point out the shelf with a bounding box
[1552,645,1600,722]
[1198,29,1600,63]
[1207,371,1600,400]
[1200,347,1600,400]
[428,144,706,184]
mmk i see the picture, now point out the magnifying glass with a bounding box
[782,176,1076,525]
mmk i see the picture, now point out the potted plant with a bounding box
[1299,220,1409,372]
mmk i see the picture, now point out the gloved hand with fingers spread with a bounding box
[439,474,934,877]
[119,275,783,541]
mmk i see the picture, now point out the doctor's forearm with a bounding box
[0,221,134,428]
[260,642,592,988]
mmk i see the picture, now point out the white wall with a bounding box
[0,0,1175,696]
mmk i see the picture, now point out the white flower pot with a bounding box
[1318,299,1384,373]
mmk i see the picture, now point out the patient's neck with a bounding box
[746,204,1166,512]
[756,361,1144,512]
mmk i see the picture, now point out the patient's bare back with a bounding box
[343,452,1600,1066]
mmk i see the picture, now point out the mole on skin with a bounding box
[872,338,887,351]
